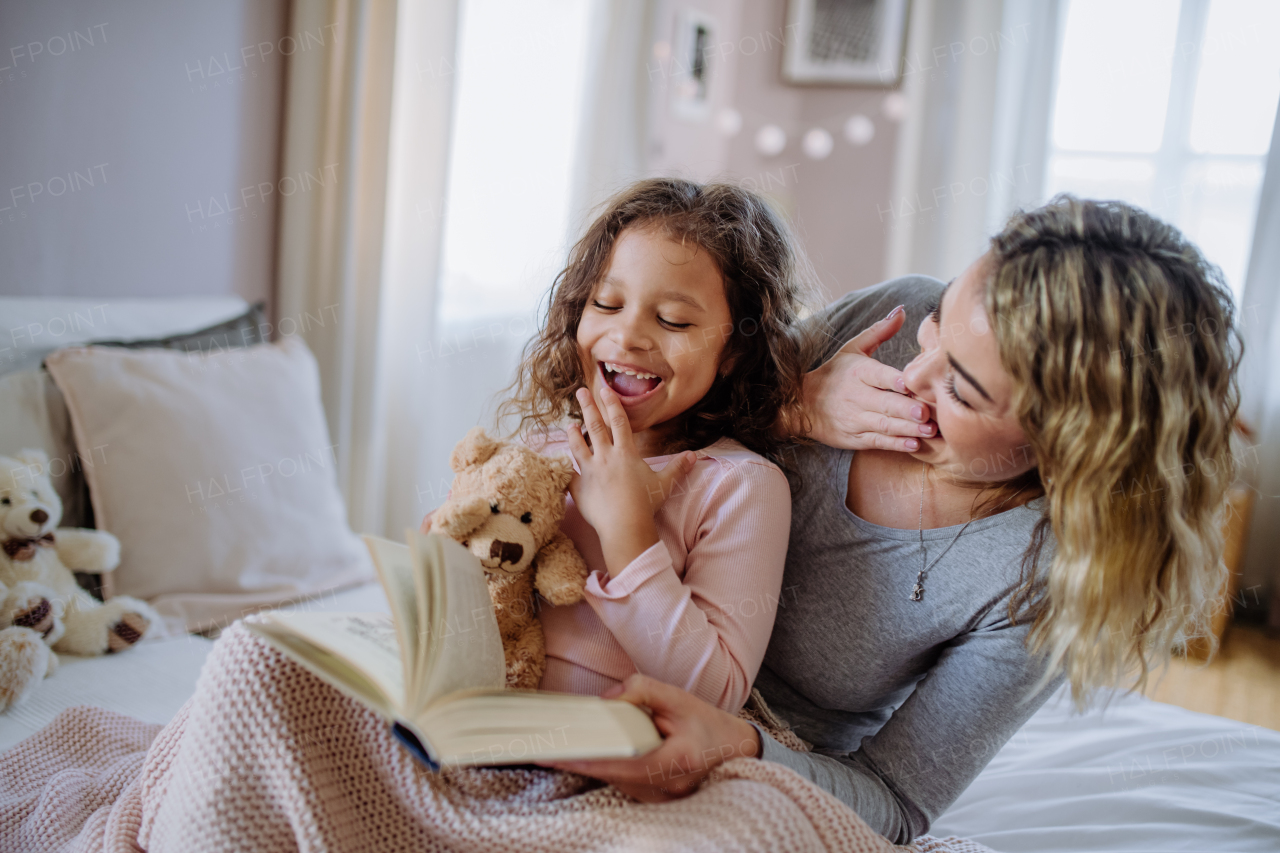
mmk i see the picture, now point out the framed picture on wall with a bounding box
[671,8,717,121]
[783,0,910,86]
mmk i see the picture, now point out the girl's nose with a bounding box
[609,309,654,351]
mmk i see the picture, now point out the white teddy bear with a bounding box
[0,449,160,712]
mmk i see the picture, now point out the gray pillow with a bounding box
[89,303,268,355]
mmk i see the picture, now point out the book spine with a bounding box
[391,722,440,772]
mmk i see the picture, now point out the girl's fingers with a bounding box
[596,384,635,452]
[576,387,612,450]
[565,422,592,464]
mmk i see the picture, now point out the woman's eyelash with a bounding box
[592,300,620,311]
[945,373,972,409]
[660,317,692,329]
[927,302,941,323]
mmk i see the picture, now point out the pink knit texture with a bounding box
[1,625,997,853]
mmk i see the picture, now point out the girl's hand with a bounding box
[798,305,936,451]
[538,674,760,801]
[565,385,695,576]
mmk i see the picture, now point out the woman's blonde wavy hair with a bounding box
[989,195,1242,706]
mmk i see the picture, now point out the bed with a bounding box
[2,582,1277,853]
[2,297,1277,852]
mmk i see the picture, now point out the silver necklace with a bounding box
[912,463,972,601]
[912,462,1027,601]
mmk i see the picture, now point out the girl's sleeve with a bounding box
[580,459,792,712]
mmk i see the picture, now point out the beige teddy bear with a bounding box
[425,428,588,690]
[0,449,160,711]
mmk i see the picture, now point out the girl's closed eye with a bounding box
[927,301,941,324]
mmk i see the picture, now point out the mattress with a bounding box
[0,581,390,752]
[930,686,1280,852]
[2,581,1276,853]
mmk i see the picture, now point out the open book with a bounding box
[245,531,661,770]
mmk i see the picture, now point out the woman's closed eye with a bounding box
[945,372,972,409]
[659,316,692,329]
[592,300,621,312]
[927,301,941,324]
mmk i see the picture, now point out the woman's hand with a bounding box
[798,305,936,451]
[539,674,761,801]
[565,385,695,576]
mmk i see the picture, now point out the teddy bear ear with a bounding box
[13,448,49,474]
[450,427,503,473]
[546,455,575,491]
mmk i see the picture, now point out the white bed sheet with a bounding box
[0,582,390,752]
[931,686,1280,852]
[2,581,1276,853]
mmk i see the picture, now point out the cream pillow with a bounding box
[45,338,373,631]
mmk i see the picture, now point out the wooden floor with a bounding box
[1143,624,1280,731]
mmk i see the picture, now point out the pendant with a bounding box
[909,571,925,602]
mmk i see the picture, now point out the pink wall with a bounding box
[646,0,902,304]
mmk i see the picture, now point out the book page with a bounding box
[246,623,398,720]
[409,532,506,709]
[417,689,662,767]
[248,612,406,713]
[362,535,422,699]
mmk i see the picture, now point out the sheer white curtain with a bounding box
[409,0,653,524]
[1238,105,1280,624]
[275,0,459,537]
[885,0,1064,280]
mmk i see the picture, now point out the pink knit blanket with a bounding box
[0,625,997,853]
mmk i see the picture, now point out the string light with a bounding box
[844,114,875,145]
[755,124,787,157]
[802,128,834,159]
[716,108,743,136]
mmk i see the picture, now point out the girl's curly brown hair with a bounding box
[498,177,817,466]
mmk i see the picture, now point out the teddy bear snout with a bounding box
[489,540,524,566]
[29,509,48,525]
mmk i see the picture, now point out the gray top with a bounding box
[753,276,1063,844]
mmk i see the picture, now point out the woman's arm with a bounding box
[582,458,791,711]
[542,674,763,800]
[557,612,1062,845]
[755,615,1062,842]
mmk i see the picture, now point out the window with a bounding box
[437,0,594,324]
[1045,0,1280,302]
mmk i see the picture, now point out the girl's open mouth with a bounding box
[599,361,663,402]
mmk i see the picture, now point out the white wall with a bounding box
[0,0,287,309]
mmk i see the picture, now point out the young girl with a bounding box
[484,178,815,713]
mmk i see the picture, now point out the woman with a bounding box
[546,196,1241,844]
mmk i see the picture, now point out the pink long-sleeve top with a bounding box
[531,431,791,713]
